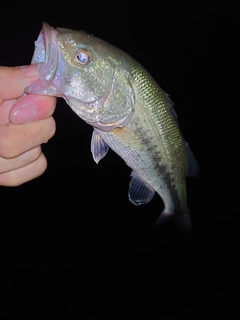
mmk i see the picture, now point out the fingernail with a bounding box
[21,64,40,77]
[11,105,37,124]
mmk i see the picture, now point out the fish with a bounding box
[26,22,199,232]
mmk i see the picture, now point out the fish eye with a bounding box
[74,49,92,65]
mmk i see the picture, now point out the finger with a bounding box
[0,65,39,104]
[9,94,57,124]
[0,152,47,186]
[0,117,56,159]
[0,146,42,174]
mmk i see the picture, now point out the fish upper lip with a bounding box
[25,23,62,96]
[32,22,59,84]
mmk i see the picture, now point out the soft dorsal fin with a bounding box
[185,142,199,177]
[128,171,155,206]
[91,130,109,164]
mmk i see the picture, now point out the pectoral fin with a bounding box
[91,130,109,164]
[128,171,155,206]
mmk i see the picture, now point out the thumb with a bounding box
[9,94,57,124]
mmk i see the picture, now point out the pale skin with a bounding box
[0,64,57,186]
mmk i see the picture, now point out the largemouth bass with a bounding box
[26,23,199,231]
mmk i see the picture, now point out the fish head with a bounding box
[26,22,135,131]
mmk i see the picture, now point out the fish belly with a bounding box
[94,105,189,216]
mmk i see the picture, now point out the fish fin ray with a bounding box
[165,92,178,119]
[91,130,109,164]
[165,91,200,178]
[128,171,155,206]
[185,142,199,177]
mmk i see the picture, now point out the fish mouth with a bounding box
[25,22,61,95]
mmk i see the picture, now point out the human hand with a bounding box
[0,64,57,186]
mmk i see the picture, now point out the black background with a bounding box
[0,1,239,318]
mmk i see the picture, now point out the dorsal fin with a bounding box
[185,142,199,177]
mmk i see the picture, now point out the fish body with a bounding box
[26,23,199,231]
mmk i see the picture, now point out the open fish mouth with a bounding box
[26,23,61,96]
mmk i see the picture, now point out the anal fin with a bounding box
[128,171,155,206]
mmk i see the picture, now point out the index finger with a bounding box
[0,65,39,103]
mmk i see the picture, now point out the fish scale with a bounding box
[131,64,188,181]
